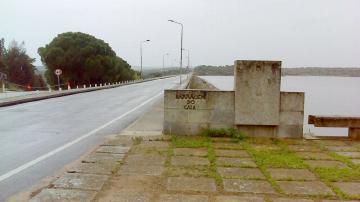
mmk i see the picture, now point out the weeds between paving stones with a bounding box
[243,143,282,194]
[315,167,360,182]
[274,140,344,199]
[170,135,224,190]
[309,143,360,200]
[167,135,360,200]
[131,136,143,145]
[206,143,223,189]
[289,141,356,200]
[171,135,210,148]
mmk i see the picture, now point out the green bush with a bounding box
[201,128,246,141]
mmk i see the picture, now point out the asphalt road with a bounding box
[0,76,180,201]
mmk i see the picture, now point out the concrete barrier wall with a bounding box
[163,60,305,138]
[278,92,305,138]
[187,75,218,90]
[164,89,234,135]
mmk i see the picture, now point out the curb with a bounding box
[0,76,175,108]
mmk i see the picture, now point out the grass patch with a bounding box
[165,142,174,167]
[201,128,246,141]
[314,167,360,182]
[247,148,306,169]
[206,144,223,188]
[171,135,210,148]
[131,136,143,145]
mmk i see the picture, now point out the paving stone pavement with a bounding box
[216,157,257,167]
[267,168,317,181]
[223,179,276,194]
[304,160,348,168]
[30,136,360,202]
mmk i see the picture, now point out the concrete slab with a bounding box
[325,146,358,152]
[213,142,244,150]
[52,173,108,191]
[216,157,257,167]
[174,148,208,157]
[281,139,312,145]
[138,141,169,149]
[68,162,117,175]
[100,175,163,192]
[118,164,164,176]
[82,152,124,163]
[277,181,334,196]
[96,146,130,154]
[125,154,166,165]
[288,145,321,152]
[335,151,360,158]
[166,177,216,192]
[223,179,276,194]
[304,160,347,168]
[159,194,209,202]
[313,140,349,146]
[321,200,360,202]
[214,195,265,202]
[267,168,317,181]
[351,159,360,165]
[30,188,96,202]
[215,149,249,157]
[251,144,281,151]
[333,182,360,196]
[171,156,210,166]
[100,140,127,147]
[164,167,207,177]
[296,152,333,160]
[218,167,265,179]
[98,191,153,202]
[269,198,314,202]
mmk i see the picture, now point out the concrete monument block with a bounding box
[164,90,234,135]
[278,92,305,138]
[234,60,281,126]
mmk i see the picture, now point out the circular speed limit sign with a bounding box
[55,69,62,76]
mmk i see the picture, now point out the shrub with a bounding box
[201,128,246,141]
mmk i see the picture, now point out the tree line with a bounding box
[0,38,45,90]
[1,32,139,91]
[38,32,139,87]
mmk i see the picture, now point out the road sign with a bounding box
[54,69,62,91]
[55,69,62,76]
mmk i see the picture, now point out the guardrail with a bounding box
[0,75,176,108]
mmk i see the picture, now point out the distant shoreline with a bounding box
[194,66,360,77]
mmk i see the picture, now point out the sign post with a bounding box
[0,72,7,93]
[54,69,62,91]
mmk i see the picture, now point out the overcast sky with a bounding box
[1,0,359,68]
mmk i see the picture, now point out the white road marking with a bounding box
[0,91,163,182]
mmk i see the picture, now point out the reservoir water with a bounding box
[200,76,360,137]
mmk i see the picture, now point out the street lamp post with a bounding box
[182,48,190,70]
[140,39,150,79]
[168,19,183,85]
[162,53,169,76]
